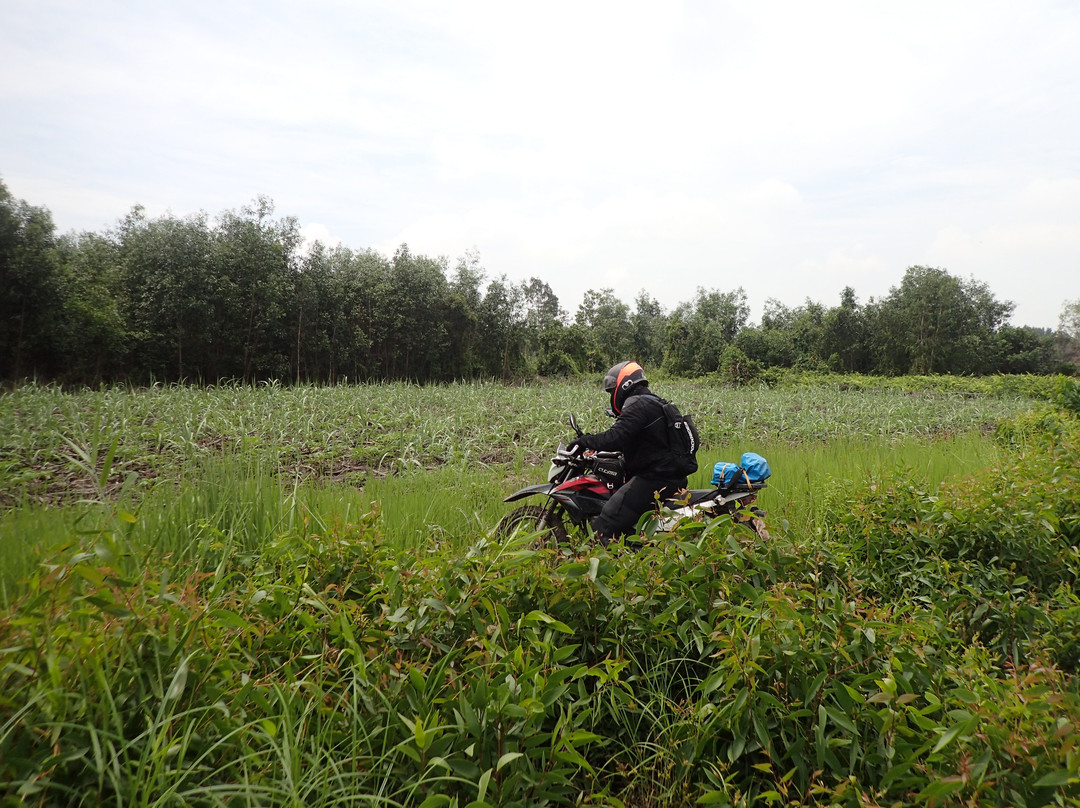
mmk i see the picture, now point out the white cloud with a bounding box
[375,179,812,317]
[1015,178,1080,221]
[4,174,163,232]
[2,0,1078,328]
[299,223,342,253]
[797,245,890,294]
[927,177,1080,325]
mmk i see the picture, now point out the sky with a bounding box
[2,0,1078,329]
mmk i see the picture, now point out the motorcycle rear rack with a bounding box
[665,482,766,509]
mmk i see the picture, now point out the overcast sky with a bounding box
[2,0,1078,328]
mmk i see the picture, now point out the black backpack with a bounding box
[658,398,700,476]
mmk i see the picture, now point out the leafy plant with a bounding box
[3,380,1080,806]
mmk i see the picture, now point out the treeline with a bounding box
[2,180,1077,385]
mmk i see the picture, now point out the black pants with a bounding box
[591,475,687,539]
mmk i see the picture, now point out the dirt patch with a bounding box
[0,457,162,509]
[2,437,539,509]
[280,452,383,484]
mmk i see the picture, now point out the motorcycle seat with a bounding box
[662,482,767,509]
[663,488,719,508]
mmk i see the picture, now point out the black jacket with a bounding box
[577,386,681,479]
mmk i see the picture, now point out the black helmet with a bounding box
[603,360,646,414]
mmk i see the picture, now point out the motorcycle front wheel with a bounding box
[496,504,570,548]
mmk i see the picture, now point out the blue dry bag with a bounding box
[711,453,772,487]
[711,461,741,486]
[739,452,772,483]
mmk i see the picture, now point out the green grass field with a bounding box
[2,377,1079,806]
[0,379,1026,585]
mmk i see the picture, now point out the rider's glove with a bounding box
[565,440,586,456]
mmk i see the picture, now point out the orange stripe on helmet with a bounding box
[615,362,642,391]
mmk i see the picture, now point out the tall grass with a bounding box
[0,379,1037,506]
[749,432,1008,536]
[0,379,1034,592]
[3,378,1080,806]
[3,426,1079,805]
[1,436,1008,596]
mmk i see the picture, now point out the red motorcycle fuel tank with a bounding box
[552,475,610,497]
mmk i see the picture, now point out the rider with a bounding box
[567,361,689,544]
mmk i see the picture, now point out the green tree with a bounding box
[340,248,389,381]
[1058,298,1080,373]
[736,299,797,368]
[789,299,828,370]
[718,344,761,385]
[478,275,525,379]
[735,297,831,371]
[574,289,633,372]
[53,232,129,383]
[663,287,749,376]
[117,206,218,382]
[628,291,668,369]
[212,197,298,382]
[735,325,794,368]
[994,325,1059,375]
[288,242,375,383]
[0,179,61,379]
[870,266,1013,375]
[444,251,486,378]
[820,287,870,373]
[520,277,569,376]
[373,244,451,380]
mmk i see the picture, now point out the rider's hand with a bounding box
[565,440,585,456]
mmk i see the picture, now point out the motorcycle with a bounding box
[498,414,769,547]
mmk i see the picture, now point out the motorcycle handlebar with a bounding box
[553,447,619,466]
